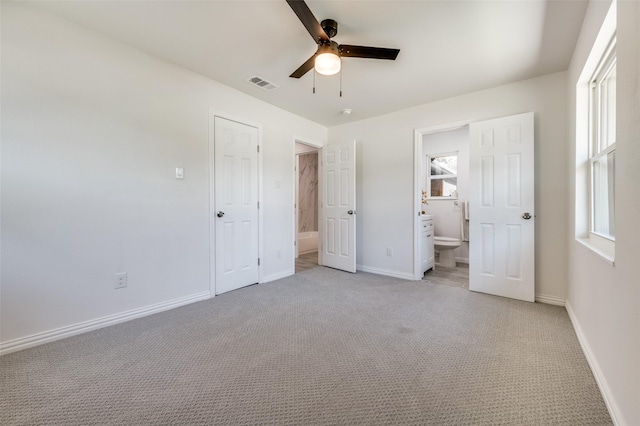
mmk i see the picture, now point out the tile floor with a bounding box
[423,262,469,289]
[295,251,319,273]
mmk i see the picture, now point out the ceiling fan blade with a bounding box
[286,0,330,43]
[338,45,400,60]
[290,54,317,78]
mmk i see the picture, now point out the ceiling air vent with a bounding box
[247,76,279,92]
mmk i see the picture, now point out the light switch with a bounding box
[175,167,184,179]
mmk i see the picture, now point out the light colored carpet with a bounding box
[1,267,611,425]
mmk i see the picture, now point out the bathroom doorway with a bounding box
[414,113,535,302]
[413,121,472,288]
[295,142,320,273]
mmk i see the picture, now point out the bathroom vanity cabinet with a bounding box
[421,216,435,273]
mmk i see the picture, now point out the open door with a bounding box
[320,140,356,273]
[469,112,535,302]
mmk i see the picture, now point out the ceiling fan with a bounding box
[286,0,400,78]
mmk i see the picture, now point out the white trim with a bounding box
[295,155,300,258]
[413,131,423,280]
[356,264,414,281]
[0,291,211,356]
[209,110,264,295]
[565,301,624,425]
[576,237,615,265]
[454,257,469,264]
[261,270,294,284]
[534,293,565,306]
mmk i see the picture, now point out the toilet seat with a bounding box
[433,236,461,247]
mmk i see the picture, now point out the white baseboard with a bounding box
[565,301,624,425]
[356,265,414,281]
[261,270,293,283]
[454,257,470,264]
[534,293,565,306]
[0,291,211,356]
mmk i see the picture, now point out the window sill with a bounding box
[575,237,615,266]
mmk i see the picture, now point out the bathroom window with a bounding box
[426,152,458,198]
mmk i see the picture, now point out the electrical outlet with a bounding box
[386,247,393,257]
[115,272,127,289]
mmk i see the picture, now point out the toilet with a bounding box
[433,236,461,268]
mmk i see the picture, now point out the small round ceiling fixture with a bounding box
[340,108,353,115]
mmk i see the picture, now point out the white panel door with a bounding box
[214,117,259,294]
[469,112,535,302]
[320,140,356,273]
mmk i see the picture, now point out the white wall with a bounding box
[566,0,640,424]
[328,72,568,302]
[0,3,326,350]
[422,127,469,262]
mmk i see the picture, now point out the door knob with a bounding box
[347,210,355,215]
[522,212,532,220]
[217,211,225,218]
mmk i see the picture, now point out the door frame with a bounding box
[208,110,264,297]
[413,120,474,280]
[291,137,323,274]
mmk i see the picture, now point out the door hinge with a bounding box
[257,201,260,209]
[258,258,260,266]
[294,241,297,246]
[257,145,260,153]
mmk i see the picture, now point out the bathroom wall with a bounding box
[423,127,470,262]
[298,153,318,233]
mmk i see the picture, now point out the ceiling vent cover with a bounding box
[247,76,279,92]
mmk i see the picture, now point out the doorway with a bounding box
[294,141,320,273]
[292,139,358,275]
[419,125,471,289]
[414,113,535,302]
[414,121,472,282]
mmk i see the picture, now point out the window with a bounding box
[575,0,615,263]
[589,40,616,241]
[427,152,458,198]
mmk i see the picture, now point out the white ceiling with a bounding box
[34,0,588,127]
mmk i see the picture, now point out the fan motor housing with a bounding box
[321,19,338,38]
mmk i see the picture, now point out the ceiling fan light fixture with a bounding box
[315,53,341,75]
[315,42,341,75]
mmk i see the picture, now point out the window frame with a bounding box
[588,38,616,246]
[426,151,459,199]
[574,0,616,265]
